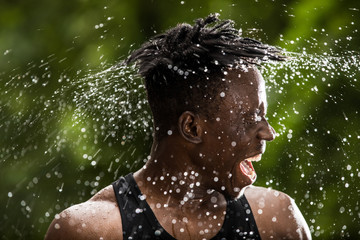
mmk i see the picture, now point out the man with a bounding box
[45,14,311,239]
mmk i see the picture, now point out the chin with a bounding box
[224,175,256,200]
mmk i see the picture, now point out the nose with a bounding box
[257,119,276,141]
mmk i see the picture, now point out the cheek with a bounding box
[231,123,247,140]
[228,127,253,150]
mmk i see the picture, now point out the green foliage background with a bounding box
[0,0,359,239]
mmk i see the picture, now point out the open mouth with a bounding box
[239,154,261,181]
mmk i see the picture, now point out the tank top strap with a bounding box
[238,194,261,239]
[112,173,175,239]
[216,194,261,239]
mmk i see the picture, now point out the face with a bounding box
[199,67,276,199]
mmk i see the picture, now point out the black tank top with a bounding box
[112,173,261,240]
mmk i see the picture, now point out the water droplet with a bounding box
[339,207,345,213]
[3,49,11,55]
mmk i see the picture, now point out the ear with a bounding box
[178,111,203,144]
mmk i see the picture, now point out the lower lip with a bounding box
[239,160,256,181]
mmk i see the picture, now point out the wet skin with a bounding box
[45,67,312,240]
[194,67,276,198]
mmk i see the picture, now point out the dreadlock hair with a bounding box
[127,13,283,140]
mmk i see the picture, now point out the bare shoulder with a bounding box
[45,185,122,240]
[244,185,312,240]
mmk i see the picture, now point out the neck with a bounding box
[133,136,228,240]
[134,137,221,210]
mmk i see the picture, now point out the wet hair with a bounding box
[127,13,283,139]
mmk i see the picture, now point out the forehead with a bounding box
[224,67,266,101]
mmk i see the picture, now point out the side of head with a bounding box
[127,13,283,141]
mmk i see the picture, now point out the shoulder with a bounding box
[45,185,123,240]
[244,185,312,240]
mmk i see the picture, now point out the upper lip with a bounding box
[244,153,262,162]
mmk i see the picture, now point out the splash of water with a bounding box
[262,50,360,135]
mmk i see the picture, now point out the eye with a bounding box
[243,113,258,125]
[243,109,262,125]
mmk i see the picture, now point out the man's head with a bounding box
[127,13,283,140]
[195,67,276,198]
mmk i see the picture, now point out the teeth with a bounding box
[239,160,256,180]
[245,154,262,162]
[240,161,252,175]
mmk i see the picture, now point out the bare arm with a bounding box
[45,205,91,240]
[45,185,123,240]
[245,186,312,240]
